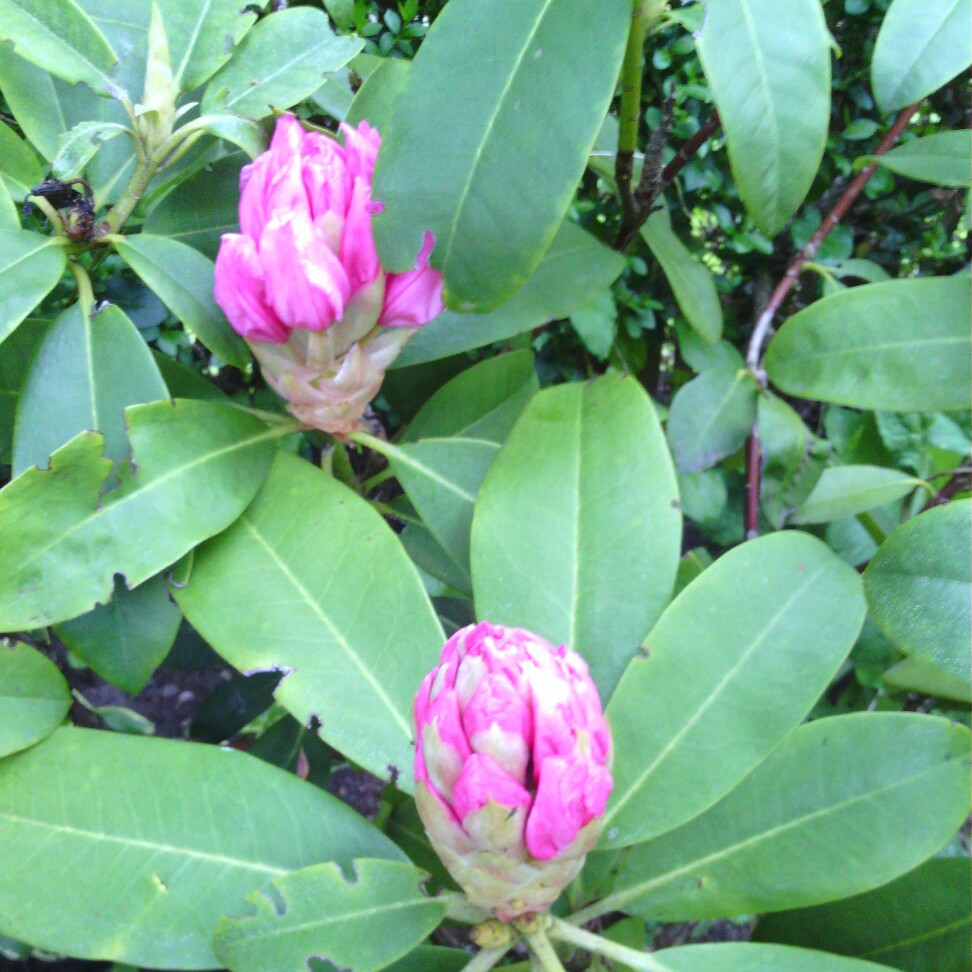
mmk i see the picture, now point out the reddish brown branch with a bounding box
[743,101,922,538]
[660,110,721,185]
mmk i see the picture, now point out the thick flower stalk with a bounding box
[214,115,443,435]
[414,622,613,920]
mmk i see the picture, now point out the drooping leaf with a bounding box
[789,465,925,525]
[641,207,722,345]
[602,531,866,848]
[213,859,446,972]
[871,0,972,112]
[201,7,363,120]
[0,230,67,345]
[695,0,832,235]
[55,574,182,694]
[0,726,403,968]
[0,0,118,94]
[50,120,128,180]
[0,399,280,631]
[754,857,971,972]
[870,130,971,188]
[394,221,626,367]
[115,234,249,368]
[0,642,70,758]
[175,452,444,791]
[373,0,629,311]
[864,500,971,684]
[667,365,760,473]
[12,303,168,476]
[471,375,681,697]
[765,275,971,412]
[0,119,42,200]
[592,713,971,920]
[157,0,258,93]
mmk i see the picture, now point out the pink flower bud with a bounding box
[414,623,613,920]
[213,115,444,434]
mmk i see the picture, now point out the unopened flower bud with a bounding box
[414,623,613,920]
[136,2,176,153]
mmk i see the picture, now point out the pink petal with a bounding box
[452,753,532,823]
[379,231,444,328]
[525,756,608,860]
[213,233,288,343]
[340,119,381,182]
[341,175,381,295]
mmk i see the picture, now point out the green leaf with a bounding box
[765,275,972,412]
[602,531,866,848]
[395,221,625,367]
[0,642,70,758]
[0,177,17,230]
[12,303,168,476]
[194,114,266,159]
[143,155,244,259]
[0,726,403,968]
[373,0,629,311]
[695,0,832,235]
[864,500,971,684]
[790,465,925,525]
[115,234,249,369]
[347,56,411,131]
[754,858,971,972]
[871,0,972,112]
[0,230,67,345]
[55,574,181,694]
[151,349,227,401]
[174,452,444,791]
[667,365,760,473]
[883,655,971,704]
[385,947,468,972]
[51,120,128,180]
[869,130,971,188]
[0,0,118,94]
[214,859,446,972]
[0,317,52,464]
[641,207,722,345]
[158,0,258,93]
[400,522,473,598]
[676,322,744,374]
[0,399,279,631]
[201,7,363,120]
[404,350,538,444]
[471,375,681,697]
[638,942,904,972]
[570,289,617,360]
[0,119,42,200]
[593,713,971,920]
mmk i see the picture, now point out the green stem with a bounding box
[68,261,95,316]
[362,466,396,493]
[856,511,887,546]
[460,945,512,972]
[548,918,671,972]
[348,429,400,461]
[227,403,296,426]
[522,928,568,972]
[617,2,651,157]
[104,154,157,234]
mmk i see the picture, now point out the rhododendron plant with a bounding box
[414,622,613,919]
[214,114,443,434]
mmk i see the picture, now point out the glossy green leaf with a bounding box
[0,726,403,968]
[0,317,51,464]
[0,119,41,200]
[175,452,443,791]
[765,275,972,412]
[214,859,446,972]
[0,230,67,345]
[865,501,971,683]
[592,713,971,920]
[883,655,971,703]
[51,120,128,180]
[201,7,363,120]
[0,0,117,94]
[602,531,866,848]
[790,465,924,525]
[347,56,410,131]
[695,0,831,235]
[637,942,899,972]
[386,437,500,579]
[872,0,971,112]
[115,235,248,369]
[471,375,681,697]
[395,221,625,366]
[870,130,971,188]
[0,642,70,758]
[667,365,760,473]
[56,574,181,694]
[641,207,722,345]
[0,399,279,631]
[143,155,243,259]
[403,350,538,444]
[158,0,258,92]
[13,303,168,476]
[373,0,629,310]
[754,858,971,972]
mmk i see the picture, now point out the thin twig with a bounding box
[742,100,922,537]
[660,110,721,185]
